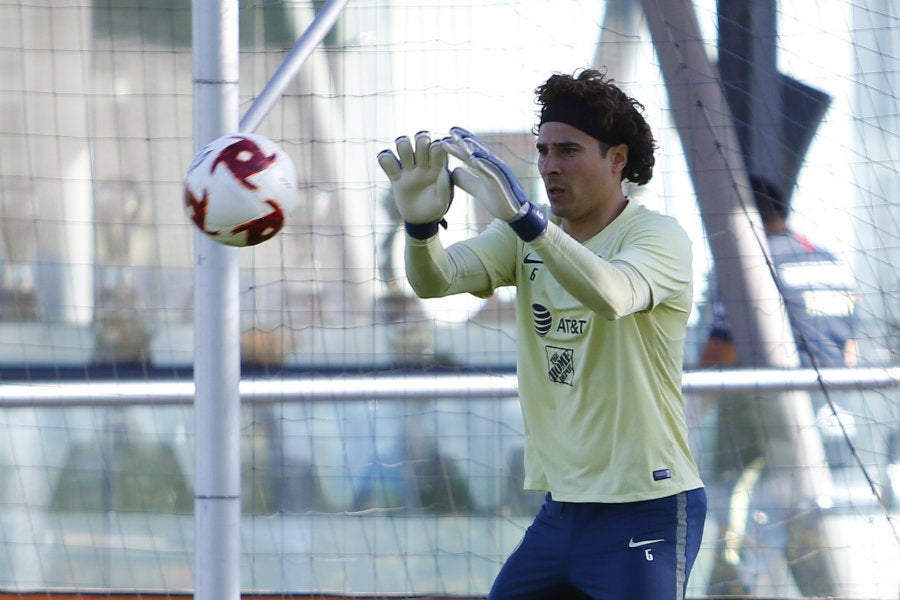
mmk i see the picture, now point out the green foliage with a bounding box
[91,0,314,48]
[51,438,192,513]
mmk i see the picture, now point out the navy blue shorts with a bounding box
[489,488,707,600]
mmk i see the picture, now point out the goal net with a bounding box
[0,0,898,597]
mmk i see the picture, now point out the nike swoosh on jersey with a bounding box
[523,253,543,264]
[628,537,665,548]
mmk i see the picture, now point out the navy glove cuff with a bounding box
[508,202,548,242]
[404,219,445,240]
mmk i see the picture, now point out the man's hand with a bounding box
[443,127,547,242]
[377,131,452,239]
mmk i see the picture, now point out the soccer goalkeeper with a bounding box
[377,68,706,600]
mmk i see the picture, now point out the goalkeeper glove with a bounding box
[377,131,453,240]
[443,126,547,242]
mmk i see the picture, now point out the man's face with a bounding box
[536,121,625,222]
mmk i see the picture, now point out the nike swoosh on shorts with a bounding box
[628,537,665,548]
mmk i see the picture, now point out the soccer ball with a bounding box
[184,133,297,247]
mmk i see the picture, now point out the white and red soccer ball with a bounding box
[184,133,297,247]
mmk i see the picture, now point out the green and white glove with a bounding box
[377,131,453,240]
[443,127,547,242]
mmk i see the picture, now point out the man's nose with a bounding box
[539,155,560,176]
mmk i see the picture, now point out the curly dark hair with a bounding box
[534,68,657,185]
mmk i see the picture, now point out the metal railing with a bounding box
[0,366,899,407]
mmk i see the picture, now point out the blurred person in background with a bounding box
[699,176,861,595]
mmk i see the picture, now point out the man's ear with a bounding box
[609,143,628,174]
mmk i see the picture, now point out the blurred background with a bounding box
[0,0,898,597]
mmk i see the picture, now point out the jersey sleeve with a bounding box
[612,214,693,310]
[404,220,518,299]
[528,213,691,320]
